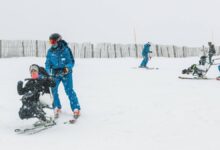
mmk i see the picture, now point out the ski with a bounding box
[14,127,38,134]
[132,67,159,70]
[15,120,56,134]
[63,115,80,124]
[146,67,159,70]
[15,125,50,134]
[178,76,217,80]
[63,119,76,124]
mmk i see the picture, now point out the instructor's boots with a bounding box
[73,109,80,119]
[54,108,61,119]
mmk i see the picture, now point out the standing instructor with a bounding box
[45,33,81,119]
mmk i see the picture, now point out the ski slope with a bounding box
[0,57,220,150]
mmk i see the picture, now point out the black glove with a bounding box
[42,77,56,87]
[182,69,187,74]
[17,81,23,87]
[17,81,24,95]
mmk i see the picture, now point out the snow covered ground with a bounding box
[0,57,220,150]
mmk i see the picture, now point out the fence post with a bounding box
[91,44,94,58]
[202,45,205,56]
[114,44,116,58]
[73,44,76,57]
[0,40,2,58]
[84,46,86,58]
[218,46,220,56]
[22,41,25,57]
[35,40,39,57]
[120,47,122,58]
[135,44,138,58]
[155,44,159,57]
[167,46,170,57]
[44,41,47,57]
[160,46,163,57]
[107,45,109,58]
[128,46,131,57]
[173,45,176,58]
[182,46,186,57]
[100,48,101,58]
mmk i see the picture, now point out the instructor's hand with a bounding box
[63,67,69,74]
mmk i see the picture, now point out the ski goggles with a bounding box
[49,39,57,45]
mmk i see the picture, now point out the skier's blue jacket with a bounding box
[142,43,151,57]
[45,40,75,75]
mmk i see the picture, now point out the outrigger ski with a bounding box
[15,119,56,134]
[15,124,54,135]
[15,116,79,134]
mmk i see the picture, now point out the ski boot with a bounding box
[54,108,61,119]
[73,109,80,119]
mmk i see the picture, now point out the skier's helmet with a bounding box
[29,64,39,73]
[145,42,151,46]
[49,33,62,45]
[29,64,39,79]
[199,56,207,65]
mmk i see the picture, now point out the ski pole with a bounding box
[49,73,55,108]
[212,63,220,66]
[213,57,220,61]
[49,87,54,107]
[204,64,213,76]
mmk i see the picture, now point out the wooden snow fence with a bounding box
[0,40,218,58]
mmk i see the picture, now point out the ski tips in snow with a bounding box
[63,114,80,124]
[64,119,76,124]
[178,76,218,80]
[63,113,80,125]
[132,67,159,70]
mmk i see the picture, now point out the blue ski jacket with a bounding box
[142,43,151,57]
[45,40,74,75]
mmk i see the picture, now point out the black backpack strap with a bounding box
[39,67,50,77]
[67,46,75,64]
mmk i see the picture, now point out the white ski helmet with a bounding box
[29,64,39,73]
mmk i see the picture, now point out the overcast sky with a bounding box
[0,0,220,46]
